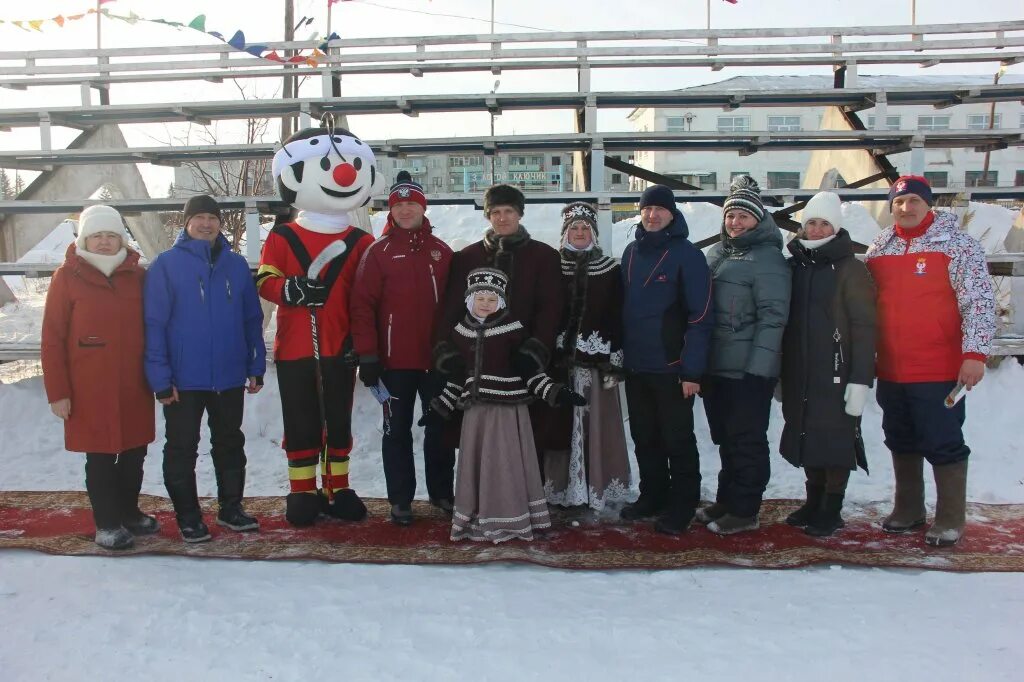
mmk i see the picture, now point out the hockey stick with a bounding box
[307,239,348,502]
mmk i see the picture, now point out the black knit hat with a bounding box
[483,184,525,216]
[639,184,677,213]
[722,175,765,223]
[465,267,509,299]
[561,202,598,235]
[389,170,427,209]
[183,194,222,226]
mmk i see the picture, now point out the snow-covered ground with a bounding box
[1,201,1023,681]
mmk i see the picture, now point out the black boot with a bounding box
[805,493,846,537]
[786,482,826,527]
[215,468,258,532]
[116,448,159,536]
[327,488,368,522]
[654,499,695,536]
[164,470,210,543]
[390,504,414,527]
[286,492,323,527]
[620,494,667,521]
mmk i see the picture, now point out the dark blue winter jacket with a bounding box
[621,212,714,380]
[144,231,266,394]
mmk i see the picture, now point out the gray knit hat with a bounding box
[722,175,765,223]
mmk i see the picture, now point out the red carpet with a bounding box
[1,491,1022,572]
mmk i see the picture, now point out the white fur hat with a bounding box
[800,192,843,231]
[76,205,128,250]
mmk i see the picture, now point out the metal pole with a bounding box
[981,68,1003,185]
[96,0,102,49]
[491,0,495,33]
[282,0,296,140]
[707,0,711,31]
[911,0,916,25]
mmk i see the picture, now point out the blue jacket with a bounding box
[144,231,266,394]
[621,212,714,379]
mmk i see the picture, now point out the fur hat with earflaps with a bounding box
[483,184,525,217]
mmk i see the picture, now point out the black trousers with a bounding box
[623,372,701,513]
[703,374,775,517]
[162,388,246,522]
[84,446,147,530]
[380,369,456,506]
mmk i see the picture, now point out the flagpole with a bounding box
[96,0,102,50]
[707,0,711,30]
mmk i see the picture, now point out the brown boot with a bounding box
[925,460,968,547]
[882,453,927,533]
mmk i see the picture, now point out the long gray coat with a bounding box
[779,229,876,471]
[705,213,791,379]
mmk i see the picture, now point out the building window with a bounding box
[666,116,687,132]
[924,171,948,188]
[551,155,561,166]
[965,171,998,187]
[917,115,951,131]
[717,116,749,133]
[767,171,800,189]
[1016,170,1024,187]
[611,173,622,184]
[432,177,443,190]
[448,156,482,168]
[967,114,1002,129]
[767,115,801,132]
[867,115,902,130]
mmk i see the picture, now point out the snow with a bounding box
[1,201,1023,681]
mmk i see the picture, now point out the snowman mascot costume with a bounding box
[257,123,382,527]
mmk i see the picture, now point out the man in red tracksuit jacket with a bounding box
[865,175,996,548]
[257,125,380,527]
[351,171,455,526]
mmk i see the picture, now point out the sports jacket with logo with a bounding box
[865,210,996,383]
[351,217,453,370]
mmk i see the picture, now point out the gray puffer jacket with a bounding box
[705,212,791,379]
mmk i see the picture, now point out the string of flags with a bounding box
[0,2,340,67]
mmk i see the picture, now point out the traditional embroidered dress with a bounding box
[542,249,633,512]
[433,302,558,543]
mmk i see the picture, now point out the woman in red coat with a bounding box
[41,205,157,550]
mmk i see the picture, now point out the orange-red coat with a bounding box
[41,244,155,454]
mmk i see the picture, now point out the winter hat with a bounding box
[560,202,598,234]
[888,175,933,208]
[464,267,508,314]
[723,175,765,223]
[388,170,427,210]
[483,184,525,217]
[638,184,677,213]
[800,192,843,231]
[75,205,128,250]
[183,194,222,226]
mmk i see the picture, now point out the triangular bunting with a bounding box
[53,15,65,27]
[27,20,44,31]
[187,15,206,32]
[228,30,246,50]
[245,45,267,57]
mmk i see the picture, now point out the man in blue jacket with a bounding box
[620,185,714,535]
[144,195,266,543]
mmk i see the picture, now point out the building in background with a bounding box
[628,75,1024,192]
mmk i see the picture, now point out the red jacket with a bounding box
[865,210,996,383]
[41,245,155,454]
[351,217,453,370]
[257,222,374,361]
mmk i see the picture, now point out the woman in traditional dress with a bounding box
[540,202,632,514]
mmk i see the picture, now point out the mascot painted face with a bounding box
[272,126,384,216]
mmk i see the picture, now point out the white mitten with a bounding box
[844,383,869,417]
